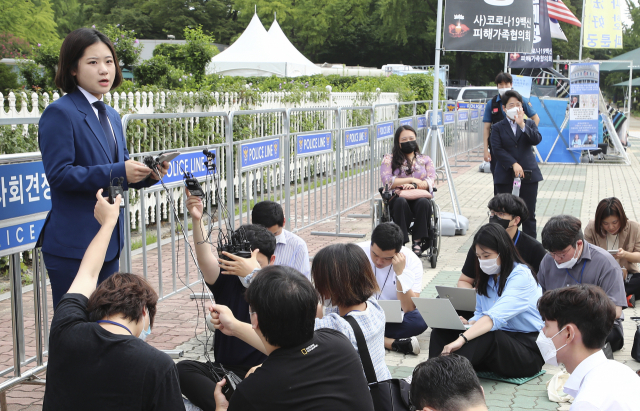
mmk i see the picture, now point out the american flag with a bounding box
[547,0,582,27]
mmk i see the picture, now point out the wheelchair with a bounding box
[372,186,441,268]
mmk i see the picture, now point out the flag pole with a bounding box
[578,0,586,60]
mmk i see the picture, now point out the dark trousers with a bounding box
[606,320,624,352]
[429,328,544,378]
[177,360,251,411]
[495,182,539,239]
[625,273,640,298]
[389,197,432,244]
[384,309,428,340]
[43,251,119,309]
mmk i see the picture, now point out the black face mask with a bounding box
[489,215,512,230]
[400,141,418,154]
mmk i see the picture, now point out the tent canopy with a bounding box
[600,48,640,72]
[613,77,640,87]
[206,14,320,77]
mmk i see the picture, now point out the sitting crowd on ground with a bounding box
[42,190,640,411]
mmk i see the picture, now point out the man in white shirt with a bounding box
[251,201,311,279]
[537,284,640,410]
[358,222,427,355]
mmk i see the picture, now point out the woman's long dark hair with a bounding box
[473,223,536,297]
[391,125,420,173]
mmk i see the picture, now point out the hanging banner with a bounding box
[568,63,600,151]
[508,0,553,68]
[583,0,623,49]
[443,0,535,53]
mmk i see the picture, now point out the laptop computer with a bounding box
[412,297,472,331]
[435,286,477,312]
[377,300,404,323]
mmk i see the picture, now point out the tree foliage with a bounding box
[0,0,59,45]
[0,64,19,94]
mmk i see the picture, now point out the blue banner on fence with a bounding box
[240,138,281,169]
[444,112,455,125]
[0,161,51,221]
[297,132,333,156]
[471,110,479,119]
[344,128,369,148]
[153,150,212,185]
[376,122,394,140]
[427,111,445,134]
[417,115,428,130]
[458,111,469,122]
[399,118,412,127]
[0,219,45,256]
[458,102,469,109]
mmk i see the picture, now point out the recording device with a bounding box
[106,169,125,208]
[143,150,180,172]
[608,250,619,255]
[203,149,216,173]
[184,172,205,198]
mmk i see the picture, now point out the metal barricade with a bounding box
[229,109,290,231]
[287,107,344,235]
[0,141,49,403]
[120,112,231,301]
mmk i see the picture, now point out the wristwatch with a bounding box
[459,333,468,344]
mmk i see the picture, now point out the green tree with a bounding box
[0,64,19,93]
[51,0,85,37]
[0,33,31,59]
[98,24,141,69]
[0,0,59,45]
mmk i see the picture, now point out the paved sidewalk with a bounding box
[3,140,640,409]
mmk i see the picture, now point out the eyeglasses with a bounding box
[548,246,574,260]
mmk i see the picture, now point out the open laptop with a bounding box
[412,297,472,331]
[377,300,404,323]
[435,286,477,312]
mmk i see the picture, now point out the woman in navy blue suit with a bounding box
[490,90,543,239]
[39,28,168,308]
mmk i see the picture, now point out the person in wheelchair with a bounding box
[380,125,436,257]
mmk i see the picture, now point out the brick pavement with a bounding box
[3,140,640,409]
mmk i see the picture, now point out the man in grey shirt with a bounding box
[538,215,626,352]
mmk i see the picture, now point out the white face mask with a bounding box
[536,327,568,366]
[506,107,519,120]
[554,246,579,270]
[498,87,511,96]
[478,255,501,275]
[138,308,151,341]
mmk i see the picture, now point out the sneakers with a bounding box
[391,336,421,355]
[628,294,636,308]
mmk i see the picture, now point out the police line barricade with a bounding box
[372,103,400,193]
[337,107,374,225]
[0,142,49,400]
[287,107,345,236]
[120,112,231,303]
[229,109,290,231]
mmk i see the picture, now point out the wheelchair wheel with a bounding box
[429,202,441,269]
[372,199,383,231]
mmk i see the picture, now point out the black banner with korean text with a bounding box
[443,0,535,53]
[509,0,553,68]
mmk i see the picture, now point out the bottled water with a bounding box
[512,177,521,197]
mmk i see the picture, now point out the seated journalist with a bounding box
[411,354,488,411]
[42,190,185,411]
[537,285,640,410]
[429,223,544,378]
[210,266,374,411]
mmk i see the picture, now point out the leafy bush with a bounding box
[0,33,31,59]
[0,63,19,94]
[17,59,48,91]
[153,26,218,82]
[98,24,141,69]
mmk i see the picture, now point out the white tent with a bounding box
[206,14,321,77]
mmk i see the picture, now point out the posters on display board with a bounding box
[568,63,600,151]
[512,75,533,98]
[583,0,622,49]
[443,0,535,53]
[508,0,553,68]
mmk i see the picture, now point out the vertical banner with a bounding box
[583,0,623,49]
[568,63,600,150]
[508,0,553,68]
[443,0,535,53]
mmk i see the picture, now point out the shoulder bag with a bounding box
[344,316,412,411]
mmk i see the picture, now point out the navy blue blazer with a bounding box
[490,118,543,185]
[38,89,154,261]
